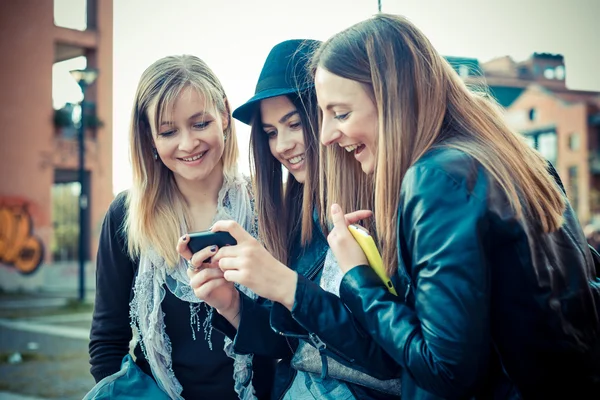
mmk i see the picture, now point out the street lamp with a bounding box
[70,68,98,303]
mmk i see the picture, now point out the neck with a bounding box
[175,162,226,209]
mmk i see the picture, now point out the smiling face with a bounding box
[260,95,307,183]
[315,67,379,174]
[148,86,228,186]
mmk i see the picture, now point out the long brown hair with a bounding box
[249,91,321,264]
[126,55,239,267]
[312,14,566,276]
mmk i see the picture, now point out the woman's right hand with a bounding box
[176,235,240,323]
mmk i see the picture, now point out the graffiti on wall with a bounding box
[0,198,44,275]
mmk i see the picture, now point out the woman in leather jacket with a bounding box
[176,40,401,399]
[314,14,600,400]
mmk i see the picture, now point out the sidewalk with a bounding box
[0,291,96,399]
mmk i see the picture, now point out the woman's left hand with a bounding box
[327,204,372,273]
[210,220,298,310]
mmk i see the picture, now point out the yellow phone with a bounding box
[348,225,398,296]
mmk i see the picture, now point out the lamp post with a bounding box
[378,0,381,12]
[70,68,98,303]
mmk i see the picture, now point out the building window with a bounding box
[538,133,557,164]
[54,0,88,31]
[543,67,555,79]
[528,108,538,121]
[51,181,81,261]
[523,129,557,165]
[568,133,580,151]
[568,166,579,215]
[555,65,566,80]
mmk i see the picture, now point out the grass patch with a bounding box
[0,351,89,364]
[65,298,94,312]
[0,299,94,319]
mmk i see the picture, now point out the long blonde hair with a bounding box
[312,14,566,275]
[125,55,239,267]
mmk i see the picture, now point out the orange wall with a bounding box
[509,87,591,221]
[0,0,113,289]
[0,1,56,268]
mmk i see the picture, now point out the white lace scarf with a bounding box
[129,173,258,400]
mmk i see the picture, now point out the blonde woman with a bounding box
[314,14,600,400]
[88,55,273,400]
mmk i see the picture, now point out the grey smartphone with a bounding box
[187,230,237,254]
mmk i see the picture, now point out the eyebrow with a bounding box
[262,110,299,127]
[324,103,349,111]
[160,111,209,126]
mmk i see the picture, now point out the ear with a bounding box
[221,97,231,132]
[221,112,230,132]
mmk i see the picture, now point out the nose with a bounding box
[320,115,342,146]
[275,131,295,155]
[178,129,200,153]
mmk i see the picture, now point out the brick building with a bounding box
[448,53,600,224]
[0,0,113,292]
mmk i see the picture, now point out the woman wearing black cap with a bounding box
[177,39,401,399]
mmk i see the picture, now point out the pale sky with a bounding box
[54,0,600,195]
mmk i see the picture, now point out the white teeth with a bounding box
[344,144,361,152]
[181,152,205,162]
[288,155,305,165]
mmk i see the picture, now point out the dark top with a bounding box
[340,148,600,400]
[213,215,402,400]
[89,192,274,399]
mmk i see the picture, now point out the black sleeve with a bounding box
[288,274,401,380]
[212,291,296,359]
[339,166,491,398]
[89,192,137,382]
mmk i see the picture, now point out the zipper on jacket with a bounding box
[305,251,327,282]
[308,333,329,379]
[404,282,411,302]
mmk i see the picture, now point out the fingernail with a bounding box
[332,204,340,213]
[210,245,217,252]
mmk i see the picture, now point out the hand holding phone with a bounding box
[348,225,397,296]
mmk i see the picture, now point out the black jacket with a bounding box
[213,221,401,399]
[339,148,600,400]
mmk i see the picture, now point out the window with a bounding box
[568,166,579,215]
[543,67,555,79]
[51,181,81,261]
[538,133,557,164]
[555,65,566,80]
[528,108,538,121]
[524,129,557,165]
[458,65,470,78]
[568,133,580,151]
[54,0,88,31]
[53,56,87,109]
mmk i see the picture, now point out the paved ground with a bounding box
[0,293,96,400]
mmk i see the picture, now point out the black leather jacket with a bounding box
[339,148,600,400]
[213,222,401,399]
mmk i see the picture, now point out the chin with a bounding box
[290,171,306,184]
[360,161,375,175]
